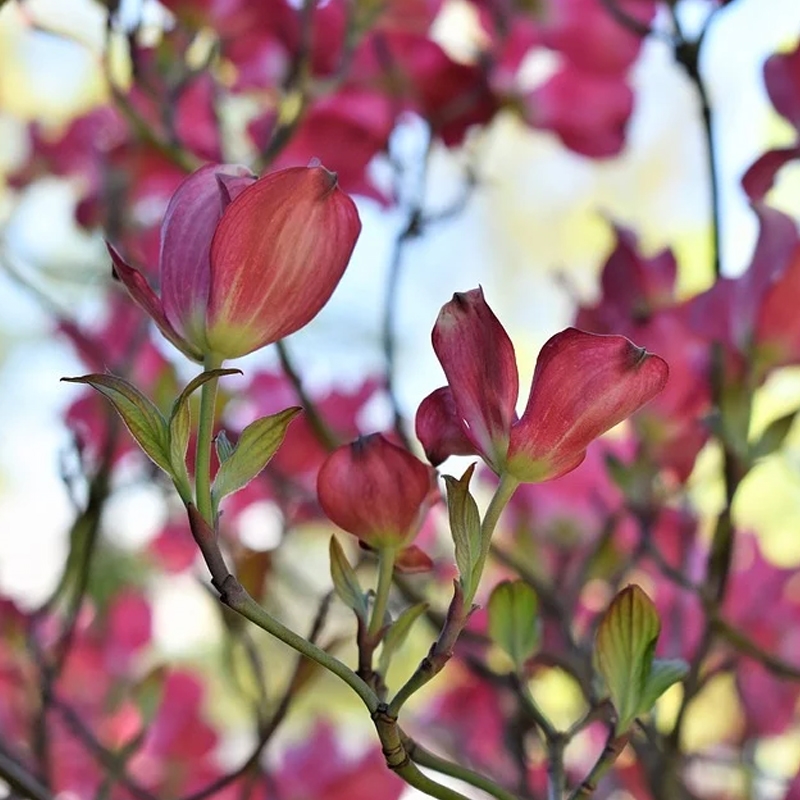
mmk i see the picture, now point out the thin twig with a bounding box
[403,735,521,800]
[669,5,722,280]
[713,617,800,680]
[49,694,158,800]
[0,740,55,800]
[275,340,338,450]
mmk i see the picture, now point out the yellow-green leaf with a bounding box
[211,407,301,506]
[379,602,428,674]
[487,580,540,671]
[168,368,241,478]
[329,536,368,621]
[443,464,481,597]
[62,373,171,474]
[594,585,661,733]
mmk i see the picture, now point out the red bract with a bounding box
[685,204,800,376]
[575,225,722,479]
[110,164,361,362]
[351,31,499,146]
[524,65,634,158]
[742,40,800,200]
[416,288,668,482]
[754,244,800,368]
[575,225,678,331]
[252,89,396,203]
[511,356,626,479]
[476,0,655,157]
[317,434,436,551]
[539,0,655,75]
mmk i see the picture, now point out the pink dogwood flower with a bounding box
[416,288,668,483]
[110,163,361,362]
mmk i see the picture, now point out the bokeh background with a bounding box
[2,0,800,795]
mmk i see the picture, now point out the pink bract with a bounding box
[317,433,437,551]
[110,164,361,362]
[416,288,669,483]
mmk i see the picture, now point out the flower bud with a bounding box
[111,164,361,362]
[317,434,436,551]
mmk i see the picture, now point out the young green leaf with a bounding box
[168,368,241,476]
[594,585,684,733]
[379,602,429,675]
[639,658,688,713]
[215,431,235,464]
[443,464,481,597]
[211,407,301,506]
[487,580,540,671]
[62,374,171,475]
[329,536,369,621]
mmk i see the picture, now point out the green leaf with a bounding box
[751,409,799,461]
[594,585,661,733]
[487,580,540,671]
[443,464,481,597]
[62,373,171,474]
[329,537,369,621]
[639,658,688,713]
[168,368,241,476]
[215,431,235,464]
[379,602,428,675]
[211,407,301,505]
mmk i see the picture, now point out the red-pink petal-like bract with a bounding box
[415,386,477,467]
[429,287,519,471]
[417,289,669,484]
[112,164,361,362]
[207,166,361,358]
[159,163,256,350]
[507,328,669,482]
[317,434,435,550]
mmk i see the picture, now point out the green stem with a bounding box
[219,575,379,713]
[547,738,566,800]
[372,706,472,800]
[394,761,473,800]
[405,737,520,800]
[388,476,519,715]
[195,353,223,523]
[369,547,397,639]
[469,473,519,604]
